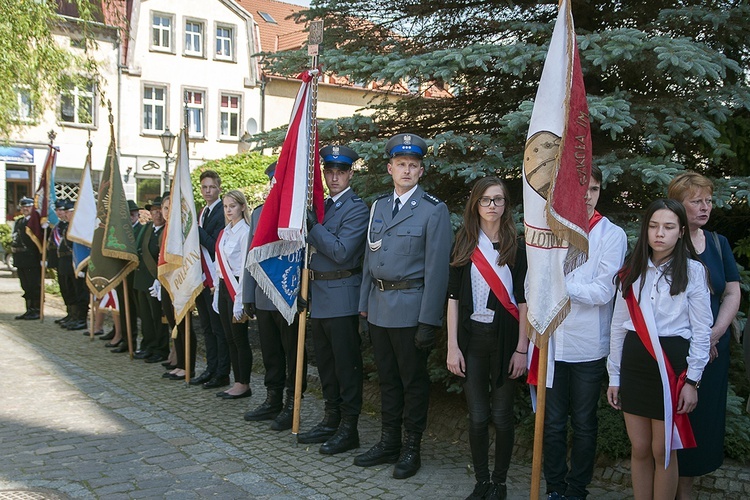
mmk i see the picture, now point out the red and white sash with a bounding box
[624,284,696,467]
[199,206,218,289]
[99,290,120,312]
[215,229,240,302]
[470,232,518,321]
[53,227,63,247]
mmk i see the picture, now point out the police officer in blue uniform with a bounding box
[297,145,369,455]
[11,196,42,320]
[355,134,452,479]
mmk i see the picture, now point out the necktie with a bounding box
[392,198,401,218]
[201,207,209,226]
[325,198,334,213]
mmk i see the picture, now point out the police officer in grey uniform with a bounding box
[297,145,369,455]
[355,133,452,479]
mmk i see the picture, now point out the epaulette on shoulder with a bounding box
[351,195,363,203]
[422,192,442,205]
[375,193,390,201]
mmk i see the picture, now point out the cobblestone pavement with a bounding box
[0,270,746,499]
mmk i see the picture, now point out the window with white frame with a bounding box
[215,25,234,60]
[185,90,205,138]
[15,88,33,122]
[60,80,95,126]
[143,85,166,133]
[185,20,203,56]
[219,93,241,140]
[151,13,173,51]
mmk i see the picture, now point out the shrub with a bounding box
[190,152,276,210]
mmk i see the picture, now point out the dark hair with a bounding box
[199,170,221,186]
[616,198,698,298]
[590,165,602,184]
[451,177,517,267]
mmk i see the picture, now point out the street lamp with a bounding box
[160,127,176,191]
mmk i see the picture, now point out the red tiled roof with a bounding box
[233,0,307,53]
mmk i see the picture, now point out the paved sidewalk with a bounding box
[0,270,745,499]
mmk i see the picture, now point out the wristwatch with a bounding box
[685,377,701,389]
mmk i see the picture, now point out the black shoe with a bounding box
[354,427,401,467]
[320,415,359,455]
[134,350,151,360]
[23,310,40,320]
[55,315,71,324]
[466,481,493,500]
[298,407,340,444]
[202,376,230,389]
[487,482,507,500]
[104,339,124,348]
[270,392,296,431]
[219,389,252,400]
[111,345,128,353]
[243,389,283,421]
[14,311,29,320]
[66,319,87,330]
[163,372,185,380]
[189,371,213,386]
[393,432,421,479]
[99,331,115,340]
[145,354,167,364]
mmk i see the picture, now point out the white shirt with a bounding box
[216,219,250,280]
[330,186,351,204]
[393,185,419,212]
[607,258,713,385]
[552,217,627,364]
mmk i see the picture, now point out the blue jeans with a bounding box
[543,358,605,498]
[463,322,517,484]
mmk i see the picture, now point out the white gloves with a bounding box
[149,279,162,301]
[233,300,244,321]
[212,287,220,314]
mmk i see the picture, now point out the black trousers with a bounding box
[162,293,196,372]
[369,323,430,434]
[57,258,76,307]
[18,266,41,309]
[218,281,252,384]
[136,288,168,356]
[255,309,306,393]
[311,315,363,416]
[195,287,230,377]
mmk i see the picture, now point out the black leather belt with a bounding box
[310,267,362,280]
[372,278,424,291]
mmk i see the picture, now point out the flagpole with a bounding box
[89,293,95,341]
[123,279,134,360]
[292,20,324,436]
[40,226,48,322]
[530,339,549,499]
[185,309,192,384]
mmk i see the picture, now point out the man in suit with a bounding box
[242,162,307,431]
[191,170,231,389]
[131,196,169,360]
[11,196,42,320]
[297,145,369,455]
[355,134,452,479]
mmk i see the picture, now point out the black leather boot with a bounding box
[320,414,359,455]
[269,391,295,431]
[243,389,283,422]
[297,405,340,444]
[353,426,401,467]
[24,308,40,320]
[393,431,421,479]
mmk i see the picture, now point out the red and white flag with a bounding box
[523,0,591,354]
[158,129,203,324]
[245,70,325,324]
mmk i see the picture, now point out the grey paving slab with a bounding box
[0,269,746,499]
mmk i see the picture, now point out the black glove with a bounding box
[243,303,256,319]
[306,209,318,232]
[297,295,308,313]
[415,323,436,352]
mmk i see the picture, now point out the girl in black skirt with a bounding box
[606,199,712,500]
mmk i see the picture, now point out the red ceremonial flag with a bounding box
[34,144,59,229]
[245,70,325,324]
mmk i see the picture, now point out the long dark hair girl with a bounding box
[616,198,700,299]
[451,176,518,267]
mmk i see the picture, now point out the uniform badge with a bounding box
[332,145,340,158]
[335,201,342,209]
[403,135,412,145]
[410,200,417,207]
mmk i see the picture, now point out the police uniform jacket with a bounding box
[307,188,368,319]
[359,185,452,328]
[11,216,41,268]
[56,221,74,275]
[241,205,276,311]
[133,222,162,292]
[47,223,61,270]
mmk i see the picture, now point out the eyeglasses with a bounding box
[478,196,506,207]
